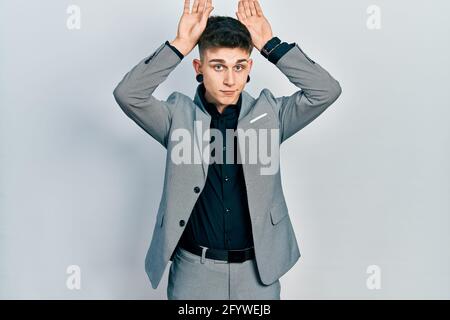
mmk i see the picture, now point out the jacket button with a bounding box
[179,220,185,227]
[194,186,201,193]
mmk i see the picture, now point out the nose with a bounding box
[223,70,235,86]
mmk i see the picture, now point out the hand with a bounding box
[171,0,215,56]
[236,0,273,51]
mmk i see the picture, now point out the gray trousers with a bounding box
[167,246,281,300]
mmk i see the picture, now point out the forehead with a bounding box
[203,47,250,64]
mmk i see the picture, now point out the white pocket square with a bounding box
[249,113,268,124]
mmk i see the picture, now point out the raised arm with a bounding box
[113,0,214,147]
[237,0,342,143]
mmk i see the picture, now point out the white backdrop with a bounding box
[1,0,449,299]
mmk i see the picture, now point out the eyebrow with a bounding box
[208,59,249,64]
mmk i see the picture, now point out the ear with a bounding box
[193,58,202,74]
[248,58,254,72]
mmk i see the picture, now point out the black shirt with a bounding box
[178,83,254,250]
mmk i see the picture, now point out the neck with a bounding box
[204,89,239,114]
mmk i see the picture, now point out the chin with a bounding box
[221,98,237,104]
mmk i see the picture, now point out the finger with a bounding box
[201,6,214,24]
[192,0,199,13]
[236,11,246,23]
[183,0,190,14]
[248,0,256,16]
[203,0,212,13]
[243,0,252,17]
[238,1,247,19]
[201,0,214,22]
[251,0,262,17]
[253,0,264,17]
[198,0,206,12]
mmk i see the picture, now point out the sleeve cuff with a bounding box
[165,40,185,60]
[267,42,296,64]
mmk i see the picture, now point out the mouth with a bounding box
[221,90,237,96]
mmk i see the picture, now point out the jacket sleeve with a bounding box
[271,43,342,144]
[113,42,183,148]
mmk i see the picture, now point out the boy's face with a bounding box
[193,47,253,109]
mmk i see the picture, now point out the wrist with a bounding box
[170,38,195,56]
[256,35,274,52]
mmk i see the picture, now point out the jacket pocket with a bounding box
[270,201,289,225]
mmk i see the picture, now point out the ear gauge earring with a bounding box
[196,74,204,83]
[247,75,251,83]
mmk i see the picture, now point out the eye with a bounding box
[235,65,245,71]
[213,64,224,71]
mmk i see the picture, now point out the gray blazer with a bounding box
[113,41,342,289]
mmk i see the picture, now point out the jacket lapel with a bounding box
[193,93,210,179]
[193,87,256,179]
